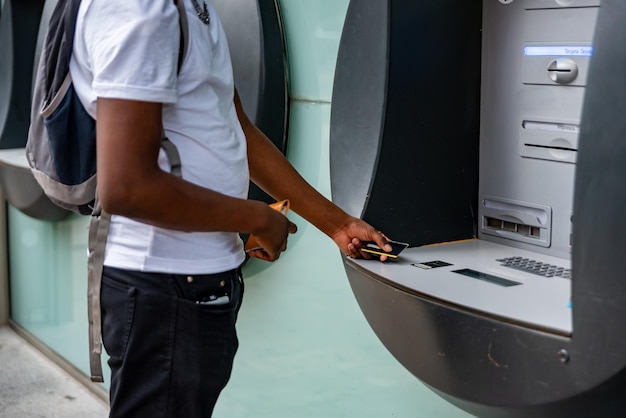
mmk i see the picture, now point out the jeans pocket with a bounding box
[178,271,243,314]
[101,275,137,360]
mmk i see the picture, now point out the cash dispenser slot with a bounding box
[481,196,552,247]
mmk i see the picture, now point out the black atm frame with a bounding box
[330,0,626,417]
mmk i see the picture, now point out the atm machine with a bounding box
[330,0,626,416]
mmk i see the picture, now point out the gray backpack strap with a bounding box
[87,198,110,383]
[161,137,182,177]
[175,0,189,70]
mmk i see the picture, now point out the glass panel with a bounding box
[8,206,110,386]
[279,0,350,101]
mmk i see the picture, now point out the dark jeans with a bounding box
[101,266,244,418]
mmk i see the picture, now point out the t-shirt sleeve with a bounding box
[83,0,180,103]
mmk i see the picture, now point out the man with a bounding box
[70,0,392,416]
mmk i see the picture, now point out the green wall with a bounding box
[8,0,471,416]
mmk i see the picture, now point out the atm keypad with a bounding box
[496,256,571,279]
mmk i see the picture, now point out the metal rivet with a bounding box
[557,349,570,364]
[187,276,194,283]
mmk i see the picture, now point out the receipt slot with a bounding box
[330,0,626,417]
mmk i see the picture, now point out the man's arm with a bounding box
[233,92,392,259]
[95,97,296,261]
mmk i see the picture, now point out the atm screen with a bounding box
[523,45,594,56]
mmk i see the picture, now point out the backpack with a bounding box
[26,0,189,382]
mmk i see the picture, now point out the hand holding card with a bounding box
[244,200,290,252]
[361,240,409,259]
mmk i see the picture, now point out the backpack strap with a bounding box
[175,0,189,72]
[161,137,183,177]
[87,0,188,382]
[87,198,109,382]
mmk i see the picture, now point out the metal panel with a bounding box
[213,0,289,204]
[0,0,67,221]
[329,0,389,218]
[0,0,44,149]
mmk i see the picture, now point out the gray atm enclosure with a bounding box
[0,0,288,220]
[0,0,66,220]
[330,0,626,417]
[213,0,289,205]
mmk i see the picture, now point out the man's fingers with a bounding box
[374,230,392,252]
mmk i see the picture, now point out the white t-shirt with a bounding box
[70,0,249,274]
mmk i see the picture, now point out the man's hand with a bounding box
[246,205,297,262]
[329,216,392,262]
[233,90,392,263]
